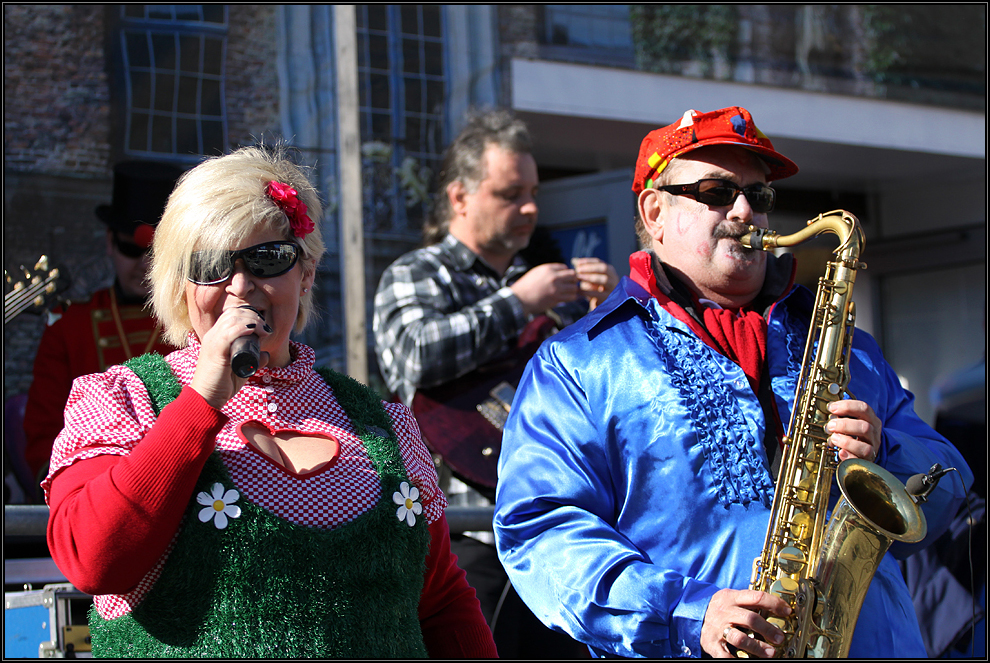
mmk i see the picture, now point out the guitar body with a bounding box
[411,315,558,498]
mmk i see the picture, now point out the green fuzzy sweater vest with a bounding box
[89,354,431,658]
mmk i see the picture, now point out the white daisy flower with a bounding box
[393,481,422,527]
[197,482,242,530]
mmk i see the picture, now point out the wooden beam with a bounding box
[334,5,367,383]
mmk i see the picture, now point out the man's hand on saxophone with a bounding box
[826,399,882,462]
[701,588,791,658]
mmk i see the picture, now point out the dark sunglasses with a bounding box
[188,241,300,285]
[655,178,776,213]
[113,234,150,258]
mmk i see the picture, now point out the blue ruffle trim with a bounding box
[649,323,773,510]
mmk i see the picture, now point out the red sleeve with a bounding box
[418,514,499,658]
[24,317,75,478]
[46,386,226,596]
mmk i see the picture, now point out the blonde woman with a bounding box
[43,146,497,658]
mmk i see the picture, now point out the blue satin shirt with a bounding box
[494,277,972,658]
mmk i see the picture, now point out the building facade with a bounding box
[5,4,986,429]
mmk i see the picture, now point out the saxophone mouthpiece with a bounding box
[740,226,773,250]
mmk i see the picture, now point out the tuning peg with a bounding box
[36,255,49,271]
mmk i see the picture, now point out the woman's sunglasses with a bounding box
[188,241,300,285]
[655,178,776,213]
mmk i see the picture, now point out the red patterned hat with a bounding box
[631,107,798,194]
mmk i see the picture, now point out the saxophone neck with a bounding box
[741,210,865,264]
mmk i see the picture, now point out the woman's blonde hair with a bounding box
[150,145,326,346]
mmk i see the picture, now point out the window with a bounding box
[356,5,446,234]
[116,5,228,161]
[544,5,634,50]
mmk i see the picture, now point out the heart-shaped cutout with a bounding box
[237,420,340,476]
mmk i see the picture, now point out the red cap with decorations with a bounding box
[631,107,798,194]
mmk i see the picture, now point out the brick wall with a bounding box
[3,4,111,177]
[226,5,282,149]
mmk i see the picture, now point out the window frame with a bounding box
[356,4,448,236]
[538,5,635,68]
[109,4,229,164]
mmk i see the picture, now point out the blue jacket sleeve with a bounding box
[853,333,974,556]
[494,347,715,658]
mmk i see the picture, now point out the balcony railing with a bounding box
[531,5,986,112]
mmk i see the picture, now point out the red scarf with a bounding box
[629,252,767,393]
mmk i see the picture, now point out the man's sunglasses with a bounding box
[655,178,776,214]
[188,241,300,285]
[113,234,151,258]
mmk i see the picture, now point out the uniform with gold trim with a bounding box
[23,161,183,483]
[24,287,177,478]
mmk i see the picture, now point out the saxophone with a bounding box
[740,210,927,658]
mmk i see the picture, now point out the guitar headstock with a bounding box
[4,255,66,323]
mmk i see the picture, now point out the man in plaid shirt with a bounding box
[374,112,617,409]
[373,109,617,657]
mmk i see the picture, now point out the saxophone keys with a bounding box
[770,577,799,599]
[776,546,807,575]
[767,614,789,632]
[788,511,813,538]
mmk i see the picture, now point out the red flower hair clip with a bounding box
[266,181,315,238]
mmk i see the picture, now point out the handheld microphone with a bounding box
[231,305,262,378]
[231,335,260,378]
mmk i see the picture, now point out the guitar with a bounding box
[411,315,559,499]
[4,255,65,323]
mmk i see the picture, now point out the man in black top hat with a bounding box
[23,161,184,488]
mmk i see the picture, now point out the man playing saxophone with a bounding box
[493,106,973,658]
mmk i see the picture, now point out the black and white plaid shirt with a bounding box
[373,234,588,406]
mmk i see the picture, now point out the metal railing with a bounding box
[4,504,495,537]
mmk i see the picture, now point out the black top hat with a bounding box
[96,161,185,234]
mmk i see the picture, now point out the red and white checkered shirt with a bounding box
[44,336,446,619]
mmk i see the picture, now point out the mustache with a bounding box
[712,223,753,241]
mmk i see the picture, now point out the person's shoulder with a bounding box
[540,279,655,356]
[379,243,453,288]
[390,242,448,268]
[568,278,652,332]
[72,359,156,400]
[43,289,105,327]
